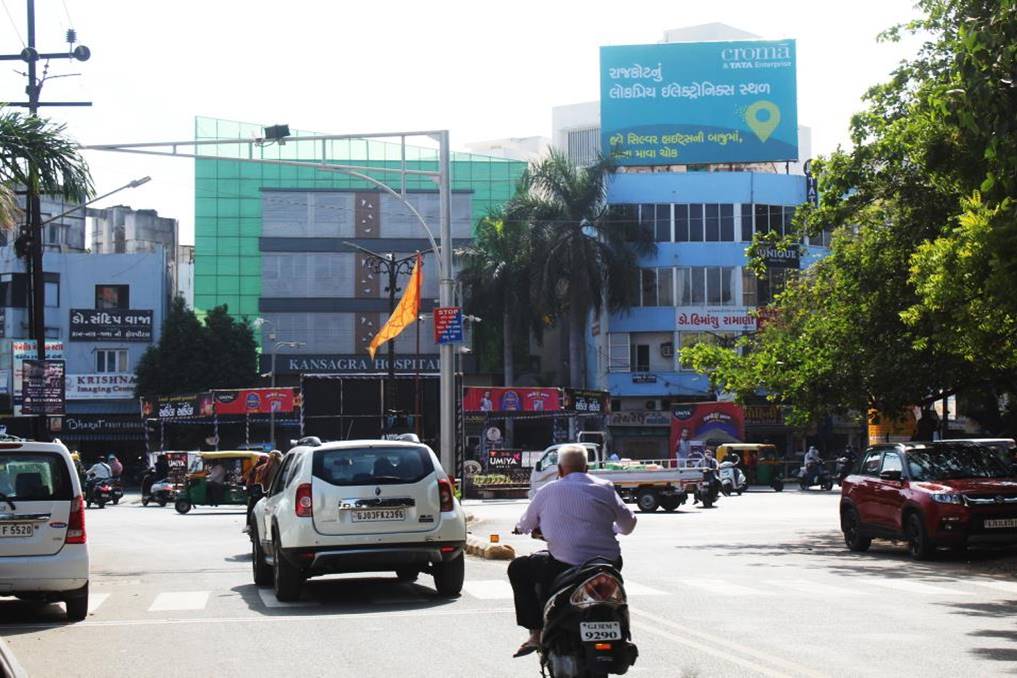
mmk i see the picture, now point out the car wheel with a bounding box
[842,508,871,552]
[65,583,89,622]
[433,553,464,597]
[273,536,303,602]
[396,568,419,583]
[174,499,191,514]
[251,529,273,587]
[636,490,659,513]
[906,513,934,560]
[772,478,784,492]
[659,496,680,512]
[823,479,834,492]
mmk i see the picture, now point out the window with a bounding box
[656,268,674,306]
[742,268,759,306]
[810,227,834,248]
[96,349,129,373]
[741,204,754,241]
[0,452,72,501]
[269,454,295,495]
[861,451,882,476]
[636,268,674,307]
[747,204,799,238]
[640,269,657,307]
[639,204,670,242]
[630,343,650,372]
[608,333,630,372]
[759,268,796,305]
[678,331,737,370]
[689,204,704,241]
[313,446,435,486]
[674,204,734,242]
[676,267,736,306]
[0,272,27,308]
[44,280,59,308]
[881,453,903,475]
[95,285,130,310]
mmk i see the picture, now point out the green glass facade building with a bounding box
[193,116,527,318]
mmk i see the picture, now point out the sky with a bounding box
[0,0,925,245]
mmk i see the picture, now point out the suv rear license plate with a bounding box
[580,621,622,642]
[0,523,33,538]
[985,518,1017,529]
[352,508,406,522]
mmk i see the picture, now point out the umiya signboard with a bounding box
[600,40,798,166]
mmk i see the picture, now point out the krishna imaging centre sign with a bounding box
[600,40,798,165]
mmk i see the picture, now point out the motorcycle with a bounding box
[142,478,177,507]
[539,559,639,677]
[695,468,721,508]
[718,456,748,496]
[86,477,114,508]
[798,461,834,491]
[836,456,855,485]
[108,477,124,505]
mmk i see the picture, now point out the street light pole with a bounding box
[438,131,455,473]
[270,340,304,448]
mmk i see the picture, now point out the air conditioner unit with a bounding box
[645,400,659,411]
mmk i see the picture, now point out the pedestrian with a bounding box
[108,454,124,479]
[207,462,226,507]
[244,457,268,521]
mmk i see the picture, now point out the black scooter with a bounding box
[85,477,114,508]
[836,456,855,485]
[539,559,639,677]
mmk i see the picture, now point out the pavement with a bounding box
[3,488,1017,676]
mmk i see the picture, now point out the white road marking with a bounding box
[462,580,514,599]
[683,579,772,596]
[256,587,317,608]
[630,607,828,678]
[88,592,110,613]
[972,580,1017,594]
[763,579,858,596]
[865,579,970,595]
[623,581,669,596]
[148,591,210,612]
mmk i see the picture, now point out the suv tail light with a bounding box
[437,479,454,512]
[65,495,86,544]
[295,483,313,517]
[569,573,626,609]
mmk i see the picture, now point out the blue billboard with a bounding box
[600,40,798,166]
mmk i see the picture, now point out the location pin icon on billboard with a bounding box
[745,101,781,142]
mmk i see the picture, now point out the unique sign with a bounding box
[21,359,65,415]
[463,387,562,413]
[433,306,464,344]
[212,388,297,415]
[676,308,757,333]
[69,309,153,342]
[65,373,137,400]
[601,40,798,165]
[760,246,800,269]
[487,449,523,470]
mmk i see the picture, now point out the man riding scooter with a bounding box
[803,445,823,485]
[508,445,638,658]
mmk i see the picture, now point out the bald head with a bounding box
[557,445,589,476]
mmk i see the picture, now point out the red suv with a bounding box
[840,442,1017,559]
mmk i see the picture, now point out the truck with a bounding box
[527,439,717,511]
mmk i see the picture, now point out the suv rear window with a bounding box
[0,452,72,501]
[313,446,435,486]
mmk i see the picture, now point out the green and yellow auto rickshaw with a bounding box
[174,450,267,514]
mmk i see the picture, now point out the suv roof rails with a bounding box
[291,436,323,448]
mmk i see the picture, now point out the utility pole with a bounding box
[1,0,91,437]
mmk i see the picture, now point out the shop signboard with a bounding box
[487,449,523,470]
[676,308,757,333]
[61,415,144,439]
[463,387,562,413]
[267,353,440,375]
[212,388,297,415]
[65,373,137,400]
[670,402,745,460]
[12,341,63,415]
[565,389,608,415]
[760,246,801,269]
[607,411,672,428]
[601,39,798,165]
[744,404,783,426]
[69,309,153,342]
[867,409,917,445]
[433,306,464,344]
[22,359,65,415]
[141,393,214,420]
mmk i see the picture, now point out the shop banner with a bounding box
[744,404,783,426]
[65,373,137,400]
[463,387,562,413]
[487,449,523,470]
[607,411,672,428]
[12,340,63,414]
[22,359,65,415]
[141,393,214,420]
[670,402,745,460]
[69,309,153,342]
[565,389,609,414]
[676,308,757,332]
[212,388,297,415]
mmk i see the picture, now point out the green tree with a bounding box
[509,150,653,387]
[135,298,258,397]
[0,109,93,228]
[458,209,537,386]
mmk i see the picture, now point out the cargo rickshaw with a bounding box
[716,443,783,491]
[174,450,267,514]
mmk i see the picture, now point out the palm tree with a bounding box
[458,208,536,387]
[0,108,93,230]
[510,149,654,387]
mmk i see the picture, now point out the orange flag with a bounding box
[368,254,422,359]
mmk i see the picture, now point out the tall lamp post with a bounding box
[344,243,428,416]
[269,340,304,447]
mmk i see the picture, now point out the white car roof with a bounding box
[295,439,432,453]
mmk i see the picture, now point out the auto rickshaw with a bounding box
[174,450,267,514]
[716,443,781,489]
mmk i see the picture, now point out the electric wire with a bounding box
[1,0,24,46]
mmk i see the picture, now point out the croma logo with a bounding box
[720,44,792,62]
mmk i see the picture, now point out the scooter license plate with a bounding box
[580,621,622,642]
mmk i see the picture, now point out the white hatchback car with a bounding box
[0,439,89,620]
[250,439,467,601]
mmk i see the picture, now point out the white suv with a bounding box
[250,439,467,601]
[0,439,89,620]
